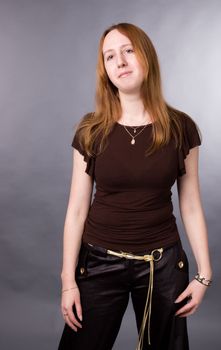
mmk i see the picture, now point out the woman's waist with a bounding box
[87,205,176,229]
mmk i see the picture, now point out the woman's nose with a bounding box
[117,53,127,68]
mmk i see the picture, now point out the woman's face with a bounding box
[102,29,145,94]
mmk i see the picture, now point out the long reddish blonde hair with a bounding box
[73,22,201,157]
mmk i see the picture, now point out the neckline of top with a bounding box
[116,121,154,128]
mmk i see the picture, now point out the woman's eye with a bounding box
[126,48,134,53]
[106,55,113,61]
[106,48,134,61]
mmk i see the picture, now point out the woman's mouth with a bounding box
[118,71,132,78]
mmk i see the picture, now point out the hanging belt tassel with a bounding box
[106,247,163,350]
[136,259,154,349]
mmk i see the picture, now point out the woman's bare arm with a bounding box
[60,148,94,289]
[177,146,212,279]
[174,146,213,316]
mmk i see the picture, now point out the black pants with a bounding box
[58,240,190,350]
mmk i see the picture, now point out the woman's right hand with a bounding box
[61,285,83,332]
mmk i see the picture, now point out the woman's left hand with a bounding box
[174,279,209,317]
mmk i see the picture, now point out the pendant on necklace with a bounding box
[133,129,136,133]
[131,138,135,145]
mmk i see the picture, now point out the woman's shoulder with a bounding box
[172,109,202,177]
[168,106,197,126]
[74,111,95,129]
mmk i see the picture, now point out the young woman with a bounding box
[58,22,213,350]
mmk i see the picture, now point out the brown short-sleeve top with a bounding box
[71,112,202,253]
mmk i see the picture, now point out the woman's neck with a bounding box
[118,91,152,125]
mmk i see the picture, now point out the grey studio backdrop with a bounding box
[0,0,220,349]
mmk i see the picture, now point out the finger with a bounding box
[178,307,198,317]
[75,300,83,322]
[175,301,195,316]
[174,290,190,303]
[62,307,79,332]
[68,308,83,329]
[61,307,69,321]
[64,315,78,332]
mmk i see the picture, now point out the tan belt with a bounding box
[106,247,164,350]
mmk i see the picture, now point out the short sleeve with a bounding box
[71,131,95,179]
[178,113,202,177]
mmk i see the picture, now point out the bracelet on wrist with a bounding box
[194,272,212,287]
[62,286,78,293]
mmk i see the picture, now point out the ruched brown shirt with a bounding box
[72,112,202,253]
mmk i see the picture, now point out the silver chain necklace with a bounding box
[121,119,151,145]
